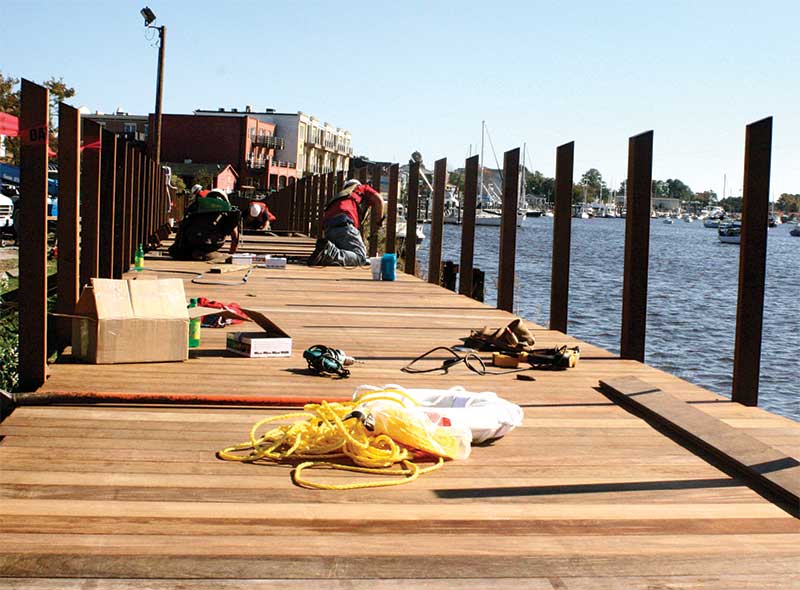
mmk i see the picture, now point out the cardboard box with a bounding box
[71,278,207,364]
[259,257,286,269]
[226,309,292,358]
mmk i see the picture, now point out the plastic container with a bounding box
[380,253,397,281]
[368,257,382,280]
[188,298,201,348]
[134,244,145,272]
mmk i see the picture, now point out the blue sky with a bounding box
[3,0,798,197]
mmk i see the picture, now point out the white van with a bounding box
[0,194,13,230]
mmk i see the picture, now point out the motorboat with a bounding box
[704,218,722,228]
[396,221,425,244]
[663,217,675,224]
[718,221,741,244]
[474,209,525,227]
[790,224,800,237]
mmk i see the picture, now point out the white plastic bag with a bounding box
[353,385,523,444]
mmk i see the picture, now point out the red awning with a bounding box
[0,112,19,137]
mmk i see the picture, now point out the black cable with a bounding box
[401,346,532,376]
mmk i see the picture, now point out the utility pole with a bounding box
[141,7,165,163]
[153,25,165,163]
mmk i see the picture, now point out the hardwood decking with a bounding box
[1,235,799,588]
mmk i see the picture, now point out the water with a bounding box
[415,217,800,421]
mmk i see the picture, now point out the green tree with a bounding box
[719,196,743,213]
[693,190,718,207]
[664,178,693,201]
[448,170,465,194]
[192,170,214,189]
[525,170,554,201]
[777,193,800,213]
[579,168,606,201]
[0,72,20,164]
[0,73,76,164]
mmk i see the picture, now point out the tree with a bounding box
[693,190,717,207]
[579,168,606,200]
[525,170,554,202]
[0,73,76,164]
[448,170,464,194]
[777,193,800,213]
[0,72,20,164]
[664,178,693,201]
[719,196,743,213]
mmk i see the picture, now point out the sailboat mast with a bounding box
[479,120,485,200]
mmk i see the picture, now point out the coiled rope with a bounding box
[217,388,445,490]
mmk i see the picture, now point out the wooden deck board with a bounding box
[2,235,800,587]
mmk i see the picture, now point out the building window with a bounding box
[124,123,136,134]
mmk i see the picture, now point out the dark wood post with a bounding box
[18,79,49,391]
[80,119,102,287]
[405,161,420,276]
[336,169,345,192]
[550,141,574,333]
[621,131,654,361]
[112,136,127,279]
[428,157,447,284]
[56,102,81,349]
[385,164,399,254]
[497,148,520,312]
[316,173,327,239]
[131,149,141,256]
[732,117,772,406]
[459,155,479,297]
[98,129,116,277]
[369,165,382,257]
[123,145,135,268]
[442,260,458,291]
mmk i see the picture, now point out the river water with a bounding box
[415,217,799,421]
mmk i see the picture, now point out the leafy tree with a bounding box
[525,170,554,201]
[579,168,606,201]
[693,190,718,207]
[719,196,743,213]
[192,170,214,189]
[448,170,464,194]
[651,180,667,198]
[0,73,76,164]
[664,178,693,201]
[777,193,800,213]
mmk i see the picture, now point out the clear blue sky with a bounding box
[3,0,799,198]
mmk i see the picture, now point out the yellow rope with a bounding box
[217,388,450,490]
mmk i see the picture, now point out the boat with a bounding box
[718,221,741,244]
[474,208,525,227]
[663,217,675,224]
[703,217,722,228]
[396,221,425,244]
[790,224,800,237]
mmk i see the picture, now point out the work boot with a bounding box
[308,239,331,266]
[508,318,535,348]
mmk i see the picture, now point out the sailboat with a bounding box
[475,121,524,227]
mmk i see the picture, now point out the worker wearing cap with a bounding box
[244,201,276,231]
[191,184,210,199]
[308,179,384,266]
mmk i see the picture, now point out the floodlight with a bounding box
[141,7,157,26]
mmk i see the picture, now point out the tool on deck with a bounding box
[303,345,356,378]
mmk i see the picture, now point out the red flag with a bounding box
[0,112,19,137]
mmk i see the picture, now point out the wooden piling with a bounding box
[112,136,127,279]
[18,79,49,391]
[79,119,102,287]
[123,144,135,268]
[369,165,382,257]
[385,164,399,254]
[732,117,772,407]
[497,148,520,312]
[621,131,654,362]
[550,141,574,333]
[428,158,447,285]
[55,103,81,349]
[98,130,116,277]
[405,161,420,276]
[459,155,479,297]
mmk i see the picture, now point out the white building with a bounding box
[194,107,352,177]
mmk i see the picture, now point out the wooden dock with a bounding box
[2,235,799,589]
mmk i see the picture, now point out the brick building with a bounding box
[149,113,295,191]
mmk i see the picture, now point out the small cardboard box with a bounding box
[259,257,286,269]
[71,278,206,364]
[226,309,292,358]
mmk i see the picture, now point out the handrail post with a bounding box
[621,131,654,361]
[385,164,399,254]
[405,161,420,276]
[369,165,382,257]
[732,117,772,406]
[497,148,520,312]
[428,158,447,284]
[459,155,479,297]
[80,119,102,286]
[56,102,81,349]
[549,141,575,333]
[18,79,49,391]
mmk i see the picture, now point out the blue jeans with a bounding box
[320,214,367,266]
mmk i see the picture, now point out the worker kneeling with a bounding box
[169,188,241,260]
[308,179,384,266]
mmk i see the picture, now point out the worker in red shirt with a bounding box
[244,201,276,231]
[308,179,384,266]
[191,184,210,198]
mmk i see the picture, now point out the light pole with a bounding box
[141,6,165,163]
